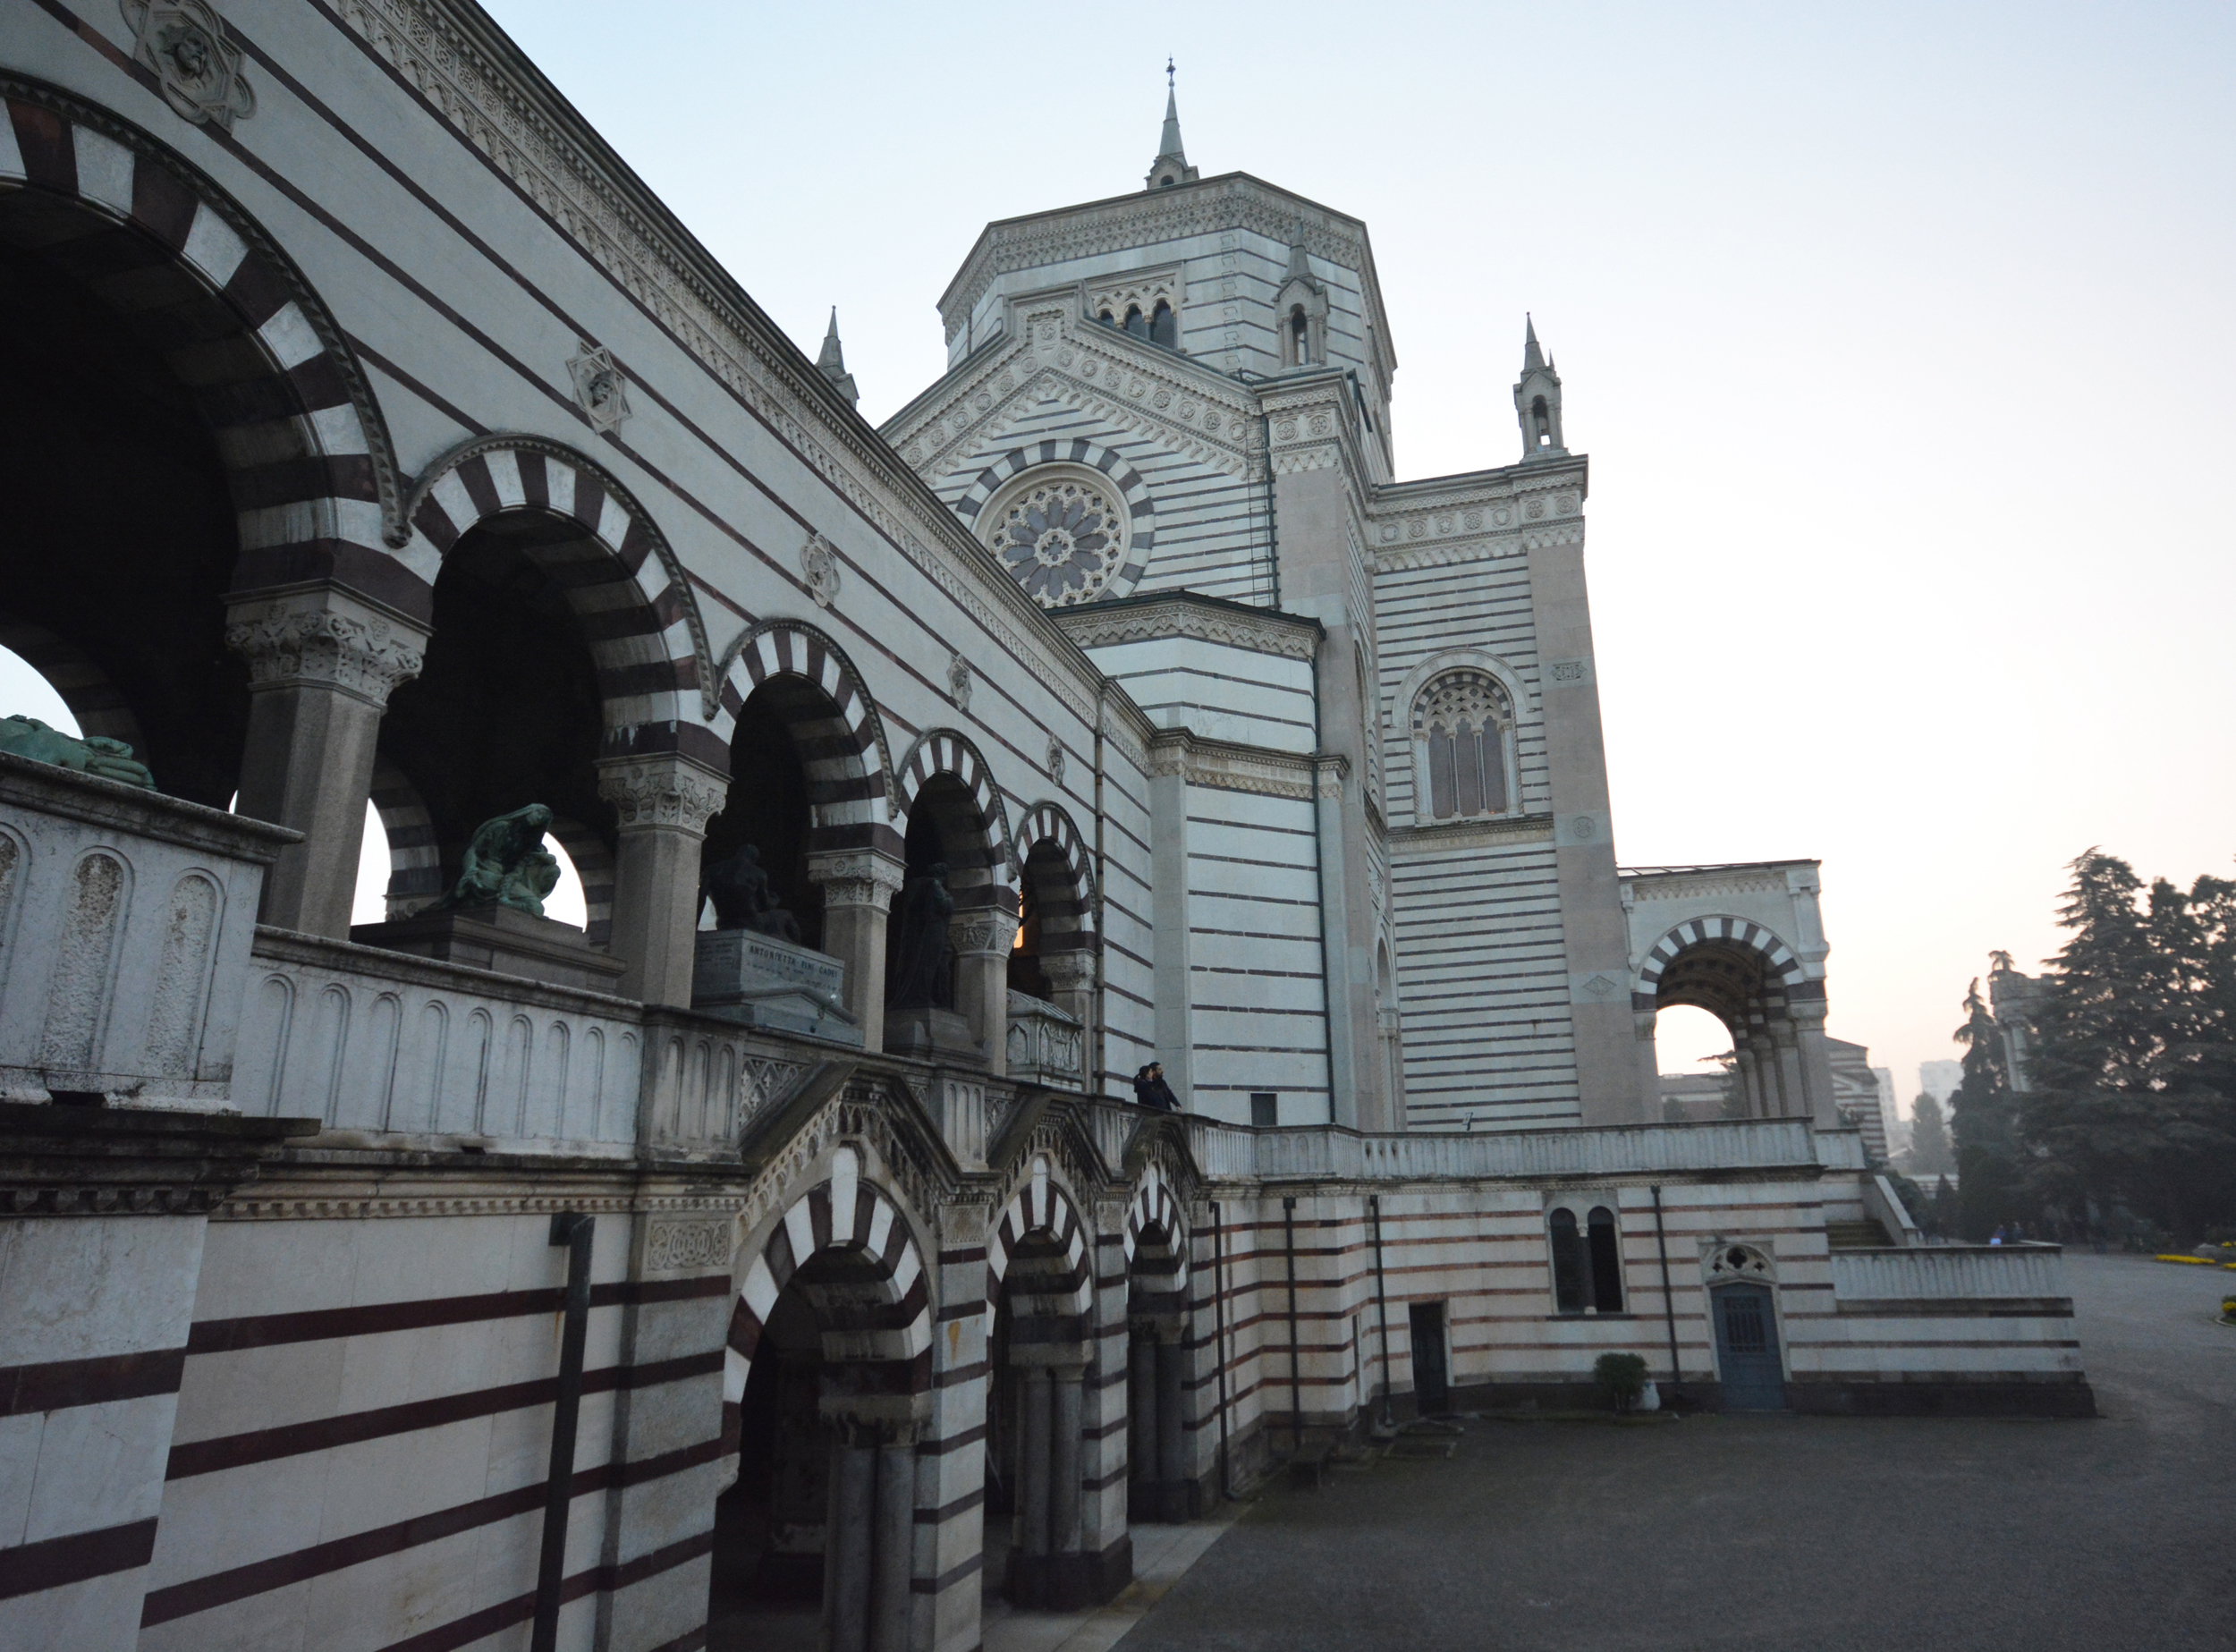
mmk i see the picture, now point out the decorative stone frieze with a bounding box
[1052,596,1320,661]
[224,590,427,707]
[1147,732,1345,801]
[595,756,727,834]
[950,910,1021,960]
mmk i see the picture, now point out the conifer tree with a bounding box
[2019,851,2236,1241]
[1951,977,2022,1237]
[1905,1093,1954,1175]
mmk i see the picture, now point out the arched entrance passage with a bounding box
[984,1156,1095,1609]
[888,733,1014,1064]
[1009,803,1096,1089]
[379,438,722,1002]
[1123,1164,1193,1521]
[703,623,894,982]
[0,79,403,817]
[1635,918,1827,1122]
[716,1148,932,1652]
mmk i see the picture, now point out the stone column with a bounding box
[870,1433,916,1652]
[1043,951,1098,1083]
[807,849,906,1054]
[1634,1010,1664,1119]
[1155,1335,1188,1521]
[1051,1364,1086,1607]
[1772,1020,1810,1124]
[1732,1046,1762,1119]
[1128,1334,1156,1519]
[595,752,728,1006]
[951,907,1021,1077]
[1790,1000,1842,1129]
[1016,1367,1053,1604]
[825,1432,878,1652]
[224,585,427,937]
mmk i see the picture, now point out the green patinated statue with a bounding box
[0,716,156,789]
[432,803,561,919]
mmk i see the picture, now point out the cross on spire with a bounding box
[1147,61,1198,191]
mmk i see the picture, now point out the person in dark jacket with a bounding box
[1132,1062,1181,1112]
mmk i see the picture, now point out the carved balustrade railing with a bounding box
[1005,990,1084,1090]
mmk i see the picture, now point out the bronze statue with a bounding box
[701,843,800,942]
[432,803,561,919]
[888,861,955,1009]
[0,716,156,789]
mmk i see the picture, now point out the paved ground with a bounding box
[1112,1254,2236,1652]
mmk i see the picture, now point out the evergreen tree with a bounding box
[2018,851,2236,1241]
[1711,1050,1749,1120]
[1951,977,2024,1238]
[1906,1093,1954,1175]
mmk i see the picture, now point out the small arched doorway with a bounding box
[984,1159,1096,1609]
[1123,1166,1191,1522]
[714,1148,931,1652]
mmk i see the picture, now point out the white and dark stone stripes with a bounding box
[894,730,1014,906]
[1017,801,1097,947]
[985,1157,1093,1341]
[1635,918,1808,1000]
[0,80,407,611]
[1121,1164,1188,1299]
[955,441,1154,600]
[715,621,896,858]
[403,439,716,769]
[720,1148,932,1478]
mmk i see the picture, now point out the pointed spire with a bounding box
[817,308,859,408]
[1284,222,1312,285]
[1146,60,1199,191]
[1522,313,1545,373]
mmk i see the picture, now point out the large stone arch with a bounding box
[984,1152,1094,1334]
[894,728,1015,911]
[0,74,411,609]
[400,434,715,765]
[1122,1160,1189,1298]
[1013,801,1097,942]
[711,618,897,858]
[720,1143,935,1475]
[1635,916,1825,1121]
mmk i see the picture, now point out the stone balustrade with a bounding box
[0,753,295,1107]
[1006,990,1085,1089]
[1830,1242,2070,1303]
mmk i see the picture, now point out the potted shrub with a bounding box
[1593,1352,1649,1414]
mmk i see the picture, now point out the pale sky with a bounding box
[9,2,2228,1108]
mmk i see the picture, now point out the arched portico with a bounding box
[1,75,418,935]
[1633,916,1834,1123]
[1122,1162,1195,1521]
[889,731,1017,1067]
[716,1145,933,1652]
[1010,801,1097,1088]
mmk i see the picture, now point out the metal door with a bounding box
[1712,1283,1787,1410]
[1408,1301,1449,1415]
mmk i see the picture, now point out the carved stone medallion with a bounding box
[123,0,256,130]
[567,343,631,435]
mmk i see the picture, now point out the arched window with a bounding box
[1411,670,1512,821]
[1549,1200,1625,1315]
[1098,309,1115,327]
[1149,301,1177,349]
[1532,394,1553,448]
[1124,305,1148,339]
[1289,307,1310,366]
[1587,1207,1625,1312]
[1548,1209,1588,1313]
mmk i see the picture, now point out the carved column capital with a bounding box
[223,586,428,708]
[595,753,728,836]
[806,848,907,910]
[1040,950,1097,994]
[950,910,1021,961]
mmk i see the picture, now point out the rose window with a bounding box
[980,470,1131,607]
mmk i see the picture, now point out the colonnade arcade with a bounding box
[0,75,1097,1082]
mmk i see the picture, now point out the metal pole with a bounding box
[1210,1200,1232,1499]
[530,1212,594,1652]
[1283,1196,1303,1451]
[1651,1186,1682,1393]
[1369,1193,1393,1428]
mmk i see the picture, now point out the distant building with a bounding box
[1828,1038,1890,1162]
[1657,1070,1731,1123]
[1987,962,2047,1092]
[1918,1059,1963,1104]
[1873,1065,1909,1156]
